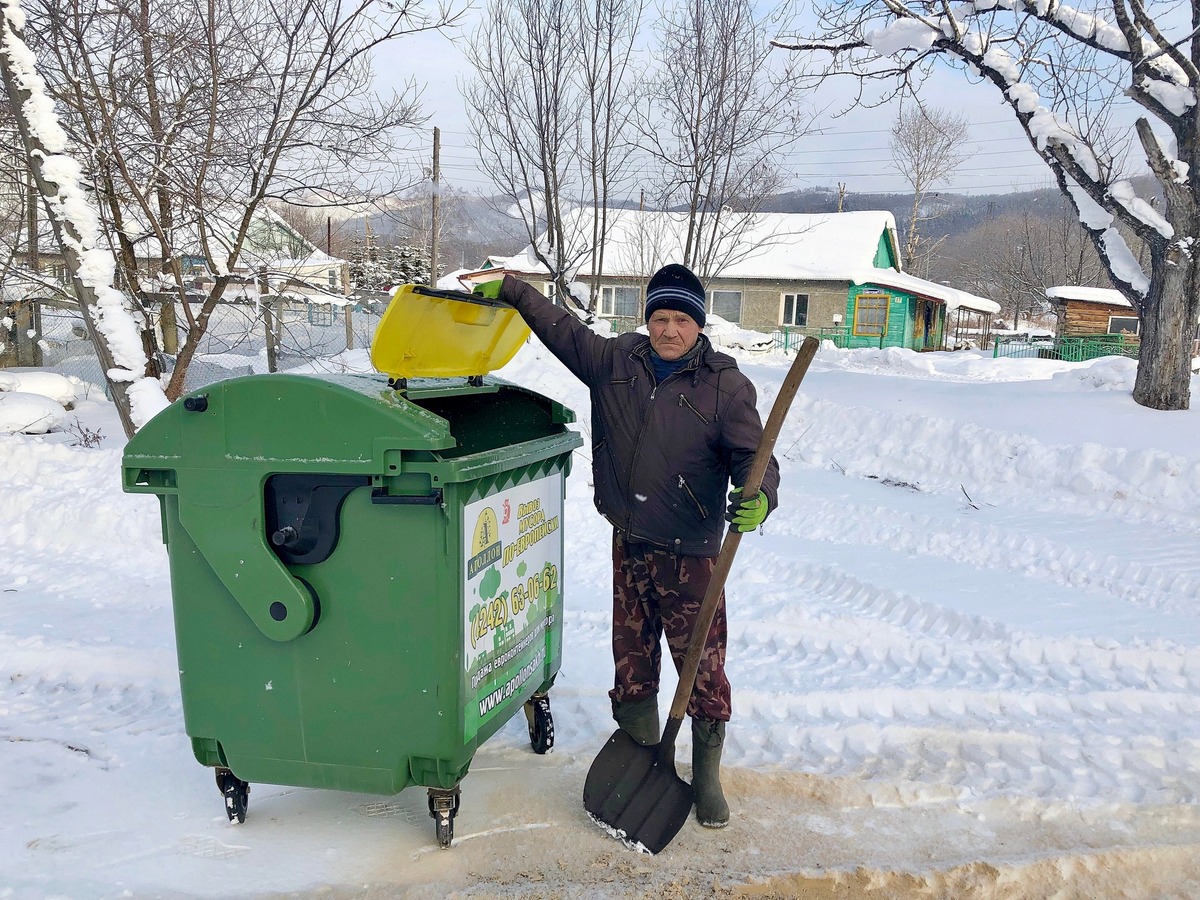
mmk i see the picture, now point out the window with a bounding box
[709,290,742,323]
[601,285,641,318]
[853,293,890,336]
[308,304,335,326]
[1108,316,1140,335]
[327,269,338,290]
[781,293,808,327]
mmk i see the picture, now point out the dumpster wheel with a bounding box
[428,786,461,848]
[524,693,554,754]
[215,767,250,824]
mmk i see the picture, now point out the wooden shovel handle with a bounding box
[665,336,820,728]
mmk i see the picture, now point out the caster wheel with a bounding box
[436,816,454,848]
[525,693,554,754]
[428,786,461,849]
[215,767,250,823]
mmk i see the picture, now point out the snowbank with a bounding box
[1,342,1199,897]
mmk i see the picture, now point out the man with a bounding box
[476,264,779,828]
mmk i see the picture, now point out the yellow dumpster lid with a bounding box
[369,284,530,379]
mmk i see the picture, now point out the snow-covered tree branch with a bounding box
[0,0,167,436]
[775,0,1199,410]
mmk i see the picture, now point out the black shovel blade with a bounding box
[582,729,693,854]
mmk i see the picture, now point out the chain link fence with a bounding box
[27,298,390,396]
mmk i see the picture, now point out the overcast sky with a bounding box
[370,13,1120,202]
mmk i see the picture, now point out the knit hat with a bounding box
[644,263,706,328]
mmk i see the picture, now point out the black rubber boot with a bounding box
[691,718,730,828]
[611,696,660,746]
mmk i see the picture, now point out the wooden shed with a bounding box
[1045,285,1139,338]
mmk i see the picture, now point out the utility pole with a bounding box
[22,168,41,365]
[333,215,353,351]
[430,126,441,287]
[261,265,278,373]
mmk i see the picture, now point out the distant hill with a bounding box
[349,182,1113,275]
[760,185,1070,244]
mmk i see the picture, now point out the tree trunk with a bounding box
[0,13,140,437]
[1133,254,1198,410]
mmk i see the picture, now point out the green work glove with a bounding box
[472,279,503,300]
[726,487,768,532]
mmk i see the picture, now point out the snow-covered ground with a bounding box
[2,338,1199,898]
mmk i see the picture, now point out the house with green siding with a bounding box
[464,209,998,352]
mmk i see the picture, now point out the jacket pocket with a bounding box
[676,474,708,521]
[677,393,709,425]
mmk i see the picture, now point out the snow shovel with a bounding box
[582,335,820,854]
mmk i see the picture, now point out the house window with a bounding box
[781,293,808,327]
[709,290,742,323]
[308,304,335,326]
[1108,315,1139,335]
[327,269,338,290]
[601,285,641,318]
[853,292,890,336]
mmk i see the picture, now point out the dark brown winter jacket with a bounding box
[500,275,780,558]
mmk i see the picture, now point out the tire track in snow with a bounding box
[0,670,183,769]
[768,481,1200,619]
[725,505,1200,810]
[783,392,1200,523]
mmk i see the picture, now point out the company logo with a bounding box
[467,506,502,579]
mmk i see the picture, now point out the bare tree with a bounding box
[576,0,646,308]
[941,204,1107,329]
[465,0,643,309]
[0,5,166,435]
[890,105,970,276]
[20,0,462,400]
[775,1,1200,411]
[638,0,814,282]
[465,0,585,305]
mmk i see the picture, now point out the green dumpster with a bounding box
[122,370,582,847]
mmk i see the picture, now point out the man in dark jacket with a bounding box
[476,264,779,828]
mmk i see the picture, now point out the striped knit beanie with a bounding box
[644,263,706,328]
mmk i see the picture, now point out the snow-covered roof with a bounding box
[1046,285,1132,308]
[491,209,900,280]
[491,208,995,311]
[858,271,1001,314]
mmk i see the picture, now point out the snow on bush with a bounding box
[0,390,65,433]
[1050,356,1138,391]
[0,370,101,433]
[705,314,775,352]
[0,370,97,405]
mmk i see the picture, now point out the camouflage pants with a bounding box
[608,532,731,722]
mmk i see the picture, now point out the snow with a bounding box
[1102,227,1151,294]
[1142,77,1197,117]
[0,370,101,434]
[490,209,996,314]
[863,17,936,56]
[1046,285,1132,308]
[0,0,168,429]
[704,314,775,352]
[854,270,1000,314]
[3,338,1200,897]
[0,390,65,433]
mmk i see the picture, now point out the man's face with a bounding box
[647,309,701,360]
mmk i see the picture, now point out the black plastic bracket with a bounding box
[370,488,443,506]
[264,474,369,566]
